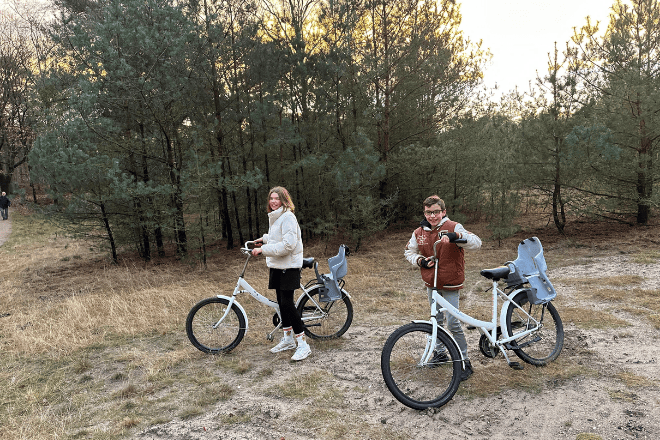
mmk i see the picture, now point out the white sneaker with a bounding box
[291,341,311,361]
[270,336,296,353]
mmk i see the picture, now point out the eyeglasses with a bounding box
[424,210,443,217]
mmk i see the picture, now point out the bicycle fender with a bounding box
[499,288,527,340]
[411,319,463,360]
[216,295,249,331]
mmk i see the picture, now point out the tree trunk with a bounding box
[154,226,165,257]
[100,201,118,264]
[227,159,245,245]
[163,134,187,256]
[636,130,653,225]
[552,182,566,233]
[204,0,233,249]
[28,164,37,203]
[552,137,566,233]
[0,174,12,194]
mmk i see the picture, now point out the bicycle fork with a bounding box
[417,298,465,368]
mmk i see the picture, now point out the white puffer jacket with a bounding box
[260,207,303,269]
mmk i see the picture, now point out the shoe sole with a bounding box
[291,349,311,361]
[270,344,296,353]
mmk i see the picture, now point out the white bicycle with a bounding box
[381,236,564,410]
[186,243,353,353]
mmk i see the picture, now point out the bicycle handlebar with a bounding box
[241,241,257,255]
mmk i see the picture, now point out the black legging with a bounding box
[276,289,304,335]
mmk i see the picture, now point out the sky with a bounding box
[1,0,616,96]
[459,0,615,96]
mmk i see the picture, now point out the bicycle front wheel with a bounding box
[296,286,353,340]
[186,297,246,354]
[506,291,564,366]
[381,322,462,410]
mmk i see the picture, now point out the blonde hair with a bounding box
[268,186,295,213]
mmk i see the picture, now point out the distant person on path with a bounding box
[0,192,10,220]
[251,186,310,361]
[404,195,482,381]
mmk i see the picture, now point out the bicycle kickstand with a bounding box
[497,344,524,370]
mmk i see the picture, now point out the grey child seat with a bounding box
[319,244,349,302]
[505,237,557,304]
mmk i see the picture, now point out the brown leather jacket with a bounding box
[412,220,465,290]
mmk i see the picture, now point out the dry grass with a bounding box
[559,306,632,329]
[1,212,659,439]
[457,355,594,399]
[0,213,273,439]
[553,274,660,330]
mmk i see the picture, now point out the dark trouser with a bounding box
[269,268,303,335]
[1,207,7,220]
[276,289,304,335]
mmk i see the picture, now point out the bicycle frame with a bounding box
[420,238,542,366]
[212,242,347,341]
[419,281,542,368]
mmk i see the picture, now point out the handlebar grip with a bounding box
[452,238,468,244]
[241,241,257,255]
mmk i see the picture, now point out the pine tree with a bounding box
[570,0,660,224]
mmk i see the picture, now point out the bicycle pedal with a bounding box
[508,361,524,370]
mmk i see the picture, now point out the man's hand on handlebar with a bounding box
[440,232,463,243]
[418,257,435,269]
[446,232,461,242]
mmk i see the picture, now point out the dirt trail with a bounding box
[136,253,660,440]
[0,216,11,247]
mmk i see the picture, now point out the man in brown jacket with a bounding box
[404,195,481,380]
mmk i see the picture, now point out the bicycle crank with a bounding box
[479,334,499,358]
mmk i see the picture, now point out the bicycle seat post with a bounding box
[490,279,499,336]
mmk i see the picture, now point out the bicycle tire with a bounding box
[296,286,353,340]
[505,291,564,366]
[186,297,246,354]
[381,322,462,410]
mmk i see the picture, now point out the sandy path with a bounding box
[0,215,11,246]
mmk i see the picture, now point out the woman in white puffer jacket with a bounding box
[251,187,310,361]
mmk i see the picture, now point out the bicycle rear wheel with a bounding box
[506,291,564,366]
[186,297,246,353]
[296,286,353,340]
[381,322,462,410]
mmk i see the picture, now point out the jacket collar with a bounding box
[420,216,448,231]
[268,207,285,222]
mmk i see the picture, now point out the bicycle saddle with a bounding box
[302,258,315,269]
[480,266,511,281]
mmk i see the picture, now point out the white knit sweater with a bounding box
[260,207,303,269]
